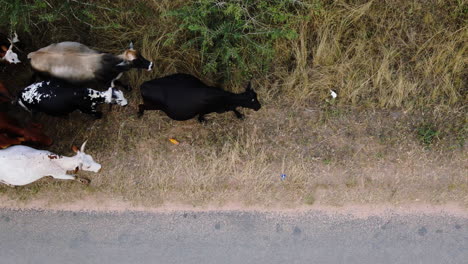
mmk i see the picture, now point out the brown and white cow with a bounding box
[28,41,151,90]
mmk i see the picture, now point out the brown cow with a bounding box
[0,82,52,148]
[0,82,13,104]
[0,133,23,149]
[0,112,52,149]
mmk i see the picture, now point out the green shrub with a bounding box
[0,0,113,33]
[166,0,312,82]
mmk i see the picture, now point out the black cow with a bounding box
[138,73,261,122]
[18,80,128,119]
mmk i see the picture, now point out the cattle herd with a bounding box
[0,33,261,187]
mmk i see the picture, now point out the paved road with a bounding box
[0,209,467,264]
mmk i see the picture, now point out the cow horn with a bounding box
[80,140,88,152]
[8,32,19,44]
[7,33,19,52]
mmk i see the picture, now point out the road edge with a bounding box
[1,196,467,218]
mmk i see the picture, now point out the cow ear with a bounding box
[72,145,79,153]
[1,45,7,52]
[116,60,129,67]
[246,81,252,92]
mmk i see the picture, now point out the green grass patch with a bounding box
[418,124,440,146]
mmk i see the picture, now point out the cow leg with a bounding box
[197,114,207,123]
[0,135,22,147]
[83,110,102,119]
[137,104,146,117]
[138,101,162,118]
[51,174,76,181]
[92,111,103,119]
[52,174,89,185]
[80,106,103,119]
[233,109,244,120]
[110,72,131,91]
[0,180,15,188]
[76,176,90,185]
[113,80,131,91]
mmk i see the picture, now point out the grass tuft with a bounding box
[418,123,440,146]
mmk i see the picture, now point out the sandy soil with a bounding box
[1,195,467,219]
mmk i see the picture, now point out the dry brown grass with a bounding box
[1,96,466,207]
[278,0,467,110]
[0,0,466,208]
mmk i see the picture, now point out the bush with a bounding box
[0,0,115,34]
[166,0,312,82]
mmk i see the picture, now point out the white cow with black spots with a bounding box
[0,141,100,186]
[18,79,128,119]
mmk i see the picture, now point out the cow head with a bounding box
[104,87,128,106]
[0,33,20,64]
[72,141,101,172]
[240,81,261,111]
[119,42,153,71]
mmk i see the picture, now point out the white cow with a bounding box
[0,32,20,64]
[0,141,101,186]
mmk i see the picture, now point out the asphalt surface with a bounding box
[0,209,467,264]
